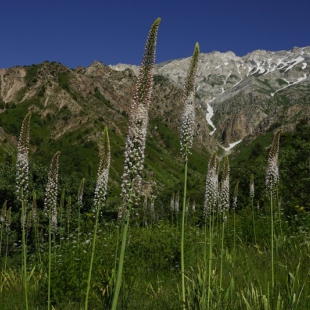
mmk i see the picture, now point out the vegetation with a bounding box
[1,109,310,309]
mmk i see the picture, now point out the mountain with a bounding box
[0,60,209,202]
[111,46,310,149]
[0,46,310,201]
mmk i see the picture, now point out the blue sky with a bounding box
[1,0,309,69]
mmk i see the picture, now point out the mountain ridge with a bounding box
[1,46,310,158]
[111,45,310,148]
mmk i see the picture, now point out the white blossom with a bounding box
[180,92,195,156]
[118,19,160,221]
[204,153,219,219]
[93,127,110,215]
[44,152,60,232]
[250,174,255,199]
[266,130,281,195]
[219,156,230,213]
[16,112,31,203]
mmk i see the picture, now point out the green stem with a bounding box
[34,223,42,267]
[251,197,256,244]
[85,204,101,310]
[4,232,9,273]
[0,226,3,258]
[276,187,283,237]
[114,225,120,271]
[181,152,188,308]
[270,194,274,290]
[219,214,225,292]
[207,207,214,309]
[233,205,236,256]
[78,204,81,246]
[48,209,52,310]
[111,187,133,310]
[59,211,63,248]
[22,199,29,310]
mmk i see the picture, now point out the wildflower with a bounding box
[44,151,60,232]
[94,127,110,212]
[232,181,239,210]
[16,112,31,203]
[266,130,281,195]
[78,178,86,209]
[204,153,219,218]
[1,201,7,225]
[170,193,175,212]
[250,173,255,199]
[6,207,11,232]
[186,197,190,214]
[192,201,196,212]
[180,92,195,155]
[32,192,38,226]
[150,195,156,221]
[26,210,33,231]
[174,192,180,213]
[180,43,199,156]
[118,18,160,221]
[219,156,230,213]
[66,196,72,226]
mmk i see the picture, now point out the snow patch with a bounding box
[222,140,242,152]
[271,74,307,96]
[206,102,216,135]
[285,56,304,72]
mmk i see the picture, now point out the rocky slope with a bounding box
[0,59,212,153]
[1,46,310,163]
[1,47,310,198]
[111,46,310,149]
[0,60,211,198]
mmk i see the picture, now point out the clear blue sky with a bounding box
[1,0,309,69]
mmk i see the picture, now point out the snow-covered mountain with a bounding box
[111,46,310,150]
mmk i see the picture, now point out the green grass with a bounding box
[230,132,273,166]
[277,78,288,86]
[2,210,310,309]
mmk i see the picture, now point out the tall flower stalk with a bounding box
[77,178,85,245]
[16,112,31,310]
[266,130,281,290]
[16,112,31,202]
[180,42,199,308]
[219,156,229,291]
[44,151,60,310]
[58,188,65,246]
[232,181,239,255]
[204,152,219,309]
[0,201,7,259]
[85,127,110,310]
[250,173,256,244]
[66,196,72,237]
[112,18,161,310]
[32,191,42,266]
[4,207,11,273]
